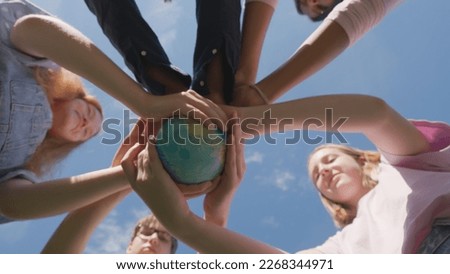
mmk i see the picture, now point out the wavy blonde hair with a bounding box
[24,67,103,176]
[308,144,381,228]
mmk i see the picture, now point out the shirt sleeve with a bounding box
[245,0,278,9]
[325,0,403,46]
[380,120,450,172]
[310,232,343,254]
[0,169,38,185]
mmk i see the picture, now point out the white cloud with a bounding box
[86,207,152,254]
[261,216,280,228]
[245,151,264,164]
[138,0,183,51]
[86,211,134,254]
[273,170,295,191]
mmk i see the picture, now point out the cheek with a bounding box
[160,242,172,254]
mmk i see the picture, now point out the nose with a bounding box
[318,163,331,176]
[148,234,160,246]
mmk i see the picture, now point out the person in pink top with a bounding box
[121,94,450,253]
[234,0,404,106]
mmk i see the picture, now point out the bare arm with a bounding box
[233,1,276,106]
[0,166,129,220]
[238,94,429,156]
[10,15,227,129]
[122,141,286,254]
[258,20,349,102]
[42,189,130,254]
[203,117,246,227]
[235,1,276,86]
[42,120,145,253]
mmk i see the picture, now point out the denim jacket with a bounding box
[0,1,55,223]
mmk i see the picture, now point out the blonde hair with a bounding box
[308,144,381,228]
[24,67,103,176]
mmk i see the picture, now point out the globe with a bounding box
[155,117,226,190]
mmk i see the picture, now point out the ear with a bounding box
[126,241,133,254]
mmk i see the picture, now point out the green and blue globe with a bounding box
[156,117,226,185]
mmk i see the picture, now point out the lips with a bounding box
[328,173,340,189]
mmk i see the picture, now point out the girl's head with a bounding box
[307,144,380,228]
[34,67,103,142]
[26,67,103,176]
[128,215,178,254]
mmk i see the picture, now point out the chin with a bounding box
[176,179,220,198]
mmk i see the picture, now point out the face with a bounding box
[297,0,336,20]
[49,98,102,142]
[127,222,173,254]
[308,147,370,207]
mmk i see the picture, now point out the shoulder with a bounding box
[381,120,450,171]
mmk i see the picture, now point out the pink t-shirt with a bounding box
[325,0,403,46]
[312,120,450,253]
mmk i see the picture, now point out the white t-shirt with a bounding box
[310,120,450,253]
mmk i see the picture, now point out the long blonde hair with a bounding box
[25,67,103,176]
[308,144,381,228]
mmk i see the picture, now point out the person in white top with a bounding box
[233,0,403,106]
[121,94,450,253]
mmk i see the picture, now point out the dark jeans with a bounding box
[417,219,450,253]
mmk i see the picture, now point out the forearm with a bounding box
[42,189,130,254]
[235,1,276,85]
[0,166,129,220]
[257,20,349,102]
[10,15,150,116]
[239,94,429,155]
[204,195,234,227]
[173,212,285,254]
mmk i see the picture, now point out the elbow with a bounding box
[0,197,22,221]
[0,183,32,220]
[10,14,49,56]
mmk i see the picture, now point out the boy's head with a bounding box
[294,0,343,22]
[127,215,178,254]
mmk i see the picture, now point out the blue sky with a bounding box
[1,0,450,254]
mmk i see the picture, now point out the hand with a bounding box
[111,118,162,167]
[203,116,246,227]
[231,85,268,107]
[120,140,191,228]
[147,90,228,132]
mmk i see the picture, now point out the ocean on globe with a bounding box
[155,117,226,185]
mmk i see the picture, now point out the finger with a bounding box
[183,91,227,132]
[233,116,246,178]
[120,143,145,182]
[146,136,165,171]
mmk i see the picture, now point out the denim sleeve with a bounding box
[84,0,191,95]
[192,0,241,101]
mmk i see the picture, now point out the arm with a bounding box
[0,166,129,220]
[241,0,401,104]
[203,116,246,227]
[10,15,227,130]
[121,138,285,254]
[42,118,145,253]
[238,94,429,156]
[233,0,277,106]
[255,20,349,103]
[42,189,130,254]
